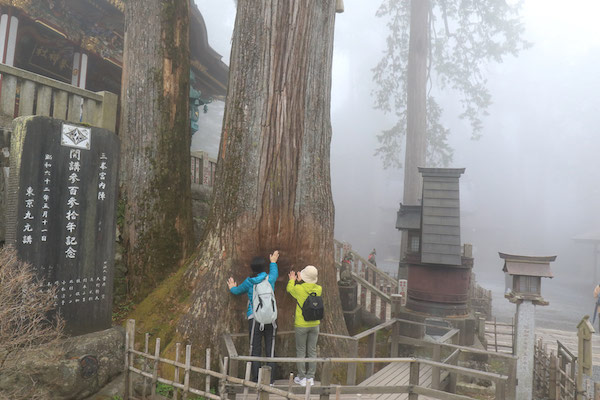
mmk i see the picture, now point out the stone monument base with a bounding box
[343,305,361,335]
[0,326,124,400]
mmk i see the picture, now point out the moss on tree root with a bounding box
[126,262,190,354]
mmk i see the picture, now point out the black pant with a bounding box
[248,319,276,383]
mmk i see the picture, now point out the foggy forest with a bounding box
[194,0,600,330]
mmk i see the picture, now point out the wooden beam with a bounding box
[408,361,420,400]
[353,319,396,340]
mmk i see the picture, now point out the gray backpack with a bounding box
[252,277,277,330]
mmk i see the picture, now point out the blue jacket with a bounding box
[230,262,278,318]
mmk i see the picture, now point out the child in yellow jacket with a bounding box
[286,265,322,387]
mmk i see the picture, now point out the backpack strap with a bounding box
[297,292,317,309]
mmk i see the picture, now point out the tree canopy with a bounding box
[372,0,531,169]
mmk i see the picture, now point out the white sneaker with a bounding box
[306,378,314,386]
[294,376,305,385]
[299,377,307,387]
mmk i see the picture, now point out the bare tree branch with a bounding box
[0,246,64,399]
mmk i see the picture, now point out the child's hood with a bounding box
[248,272,268,285]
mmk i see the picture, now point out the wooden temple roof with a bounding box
[0,0,228,99]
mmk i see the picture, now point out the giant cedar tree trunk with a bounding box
[120,0,194,299]
[179,0,348,358]
[403,0,429,204]
[399,0,429,278]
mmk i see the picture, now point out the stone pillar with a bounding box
[0,13,18,66]
[339,280,359,335]
[71,52,88,89]
[515,300,535,400]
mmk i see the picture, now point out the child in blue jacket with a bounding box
[227,250,279,382]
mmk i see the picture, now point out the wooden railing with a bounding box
[469,275,493,319]
[124,320,304,400]
[334,239,397,292]
[334,239,397,321]
[485,318,515,354]
[221,311,516,399]
[124,315,516,400]
[348,270,392,321]
[0,63,118,132]
[395,317,518,400]
[229,355,509,400]
[534,337,552,399]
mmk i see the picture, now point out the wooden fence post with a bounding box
[174,343,181,400]
[258,366,271,400]
[96,91,118,132]
[493,317,499,352]
[319,363,332,400]
[183,344,191,400]
[478,316,486,346]
[511,317,515,355]
[366,332,376,378]
[126,319,135,400]
[556,354,562,400]
[223,333,239,379]
[408,361,419,400]
[594,382,600,400]
[124,331,130,400]
[346,339,358,385]
[431,344,441,390]
[220,357,229,399]
[242,362,252,400]
[390,319,400,358]
[380,300,387,322]
[570,357,577,400]
[304,374,312,400]
[549,352,557,399]
[495,379,506,399]
[142,333,150,398]
[369,288,377,315]
[0,75,17,118]
[206,348,211,395]
[150,338,161,397]
[360,281,366,309]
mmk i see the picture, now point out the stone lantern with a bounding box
[500,253,555,305]
[499,252,556,400]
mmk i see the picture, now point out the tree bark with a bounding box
[399,0,429,279]
[120,0,194,299]
[179,0,348,360]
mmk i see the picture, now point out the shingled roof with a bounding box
[499,252,556,278]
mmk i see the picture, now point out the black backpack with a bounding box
[299,292,324,321]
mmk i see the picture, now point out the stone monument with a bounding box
[6,116,120,335]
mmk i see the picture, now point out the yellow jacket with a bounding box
[286,280,322,327]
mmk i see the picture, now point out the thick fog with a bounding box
[193,0,600,329]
